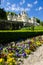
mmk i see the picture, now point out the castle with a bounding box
[7,11,39,26]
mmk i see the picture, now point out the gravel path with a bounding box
[23,45,43,65]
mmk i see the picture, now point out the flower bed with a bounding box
[0,35,43,65]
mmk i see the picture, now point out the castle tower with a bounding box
[7,13,12,20]
[21,10,28,22]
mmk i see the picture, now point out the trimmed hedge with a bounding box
[0,20,23,30]
[0,32,43,43]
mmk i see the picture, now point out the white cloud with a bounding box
[20,0,25,5]
[4,0,30,12]
[38,7,43,11]
[23,0,25,4]
[11,4,16,7]
[34,0,38,4]
[7,2,10,5]
[5,3,16,11]
[10,6,30,12]
[20,7,24,11]
[27,3,32,8]
[5,6,30,12]
[11,7,15,11]
[11,6,20,11]
[36,6,43,11]
[20,7,30,11]
[5,6,11,11]
[20,2,23,5]
[12,7,23,11]
[25,8,30,11]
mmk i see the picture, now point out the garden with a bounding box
[0,35,43,65]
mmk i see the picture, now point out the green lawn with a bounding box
[21,25,43,30]
[34,25,43,30]
[0,30,43,32]
[0,25,43,32]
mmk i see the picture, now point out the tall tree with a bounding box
[0,8,7,20]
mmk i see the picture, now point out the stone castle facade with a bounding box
[7,11,39,26]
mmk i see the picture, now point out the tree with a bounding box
[40,21,43,26]
[0,8,7,20]
[6,11,17,16]
[31,25,34,31]
[36,18,40,23]
[11,12,17,16]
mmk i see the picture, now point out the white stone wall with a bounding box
[21,11,28,22]
[12,15,17,21]
[7,13,12,20]
[7,11,38,26]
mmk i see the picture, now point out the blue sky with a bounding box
[0,0,43,21]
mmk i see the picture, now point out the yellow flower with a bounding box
[7,57,16,65]
[25,49,31,54]
[7,53,13,58]
[36,41,41,46]
[7,58,14,63]
[9,63,12,65]
[13,59,16,63]
[31,39,34,43]
[0,58,3,63]
[8,53,13,56]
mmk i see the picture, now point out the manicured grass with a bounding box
[0,25,43,32]
[0,29,43,32]
[34,25,43,30]
[21,25,43,32]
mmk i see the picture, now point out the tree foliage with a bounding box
[6,11,17,16]
[36,18,40,23]
[0,8,7,20]
[40,21,43,26]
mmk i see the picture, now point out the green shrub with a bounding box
[0,32,43,43]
